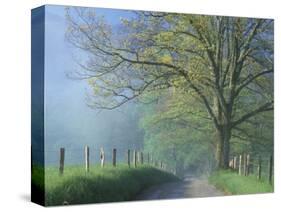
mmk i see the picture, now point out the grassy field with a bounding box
[32,164,179,206]
[209,170,273,195]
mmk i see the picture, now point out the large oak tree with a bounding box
[65,8,273,168]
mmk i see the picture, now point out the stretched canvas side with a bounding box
[31,5,46,206]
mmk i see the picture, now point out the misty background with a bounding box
[32,6,144,165]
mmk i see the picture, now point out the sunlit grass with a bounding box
[32,164,179,206]
[209,170,273,195]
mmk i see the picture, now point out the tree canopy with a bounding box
[65,8,273,169]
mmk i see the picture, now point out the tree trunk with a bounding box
[222,128,231,168]
[215,133,224,168]
[215,126,231,169]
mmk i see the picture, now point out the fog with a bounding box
[31,5,216,176]
[45,97,144,165]
[44,6,143,164]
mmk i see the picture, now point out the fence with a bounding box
[32,146,274,183]
[32,146,171,175]
[228,153,274,185]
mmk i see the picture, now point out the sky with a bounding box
[44,5,141,165]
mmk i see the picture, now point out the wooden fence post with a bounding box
[238,154,242,175]
[85,146,90,172]
[229,158,233,169]
[140,152,144,165]
[243,153,247,176]
[112,148,117,167]
[100,148,105,168]
[133,150,137,168]
[137,151,140,164]
[233,156,237,170]
[268,155,273,185]
[257,156,262,180]
[127,149,131,168]
[246,154,250,176]
[59,148,65,175]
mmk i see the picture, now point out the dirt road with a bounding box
[136,175,224,200]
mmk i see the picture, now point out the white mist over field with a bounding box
[43,6,143,165]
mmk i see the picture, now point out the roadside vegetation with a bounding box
[32,165,179,206]
[209,170,273,195]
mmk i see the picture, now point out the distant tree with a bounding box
[139,89,216,175]
[65,8,273,168]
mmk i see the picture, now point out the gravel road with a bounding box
[136,175,224,200]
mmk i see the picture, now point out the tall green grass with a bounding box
[209,170,273,195]
[33,164,179,206]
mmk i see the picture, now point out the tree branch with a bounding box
[183,74,220,130]
[231,101,273,128]
[234,69,273,98]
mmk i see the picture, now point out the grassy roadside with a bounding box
[209,170,273,195]
[32,165,179,206]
